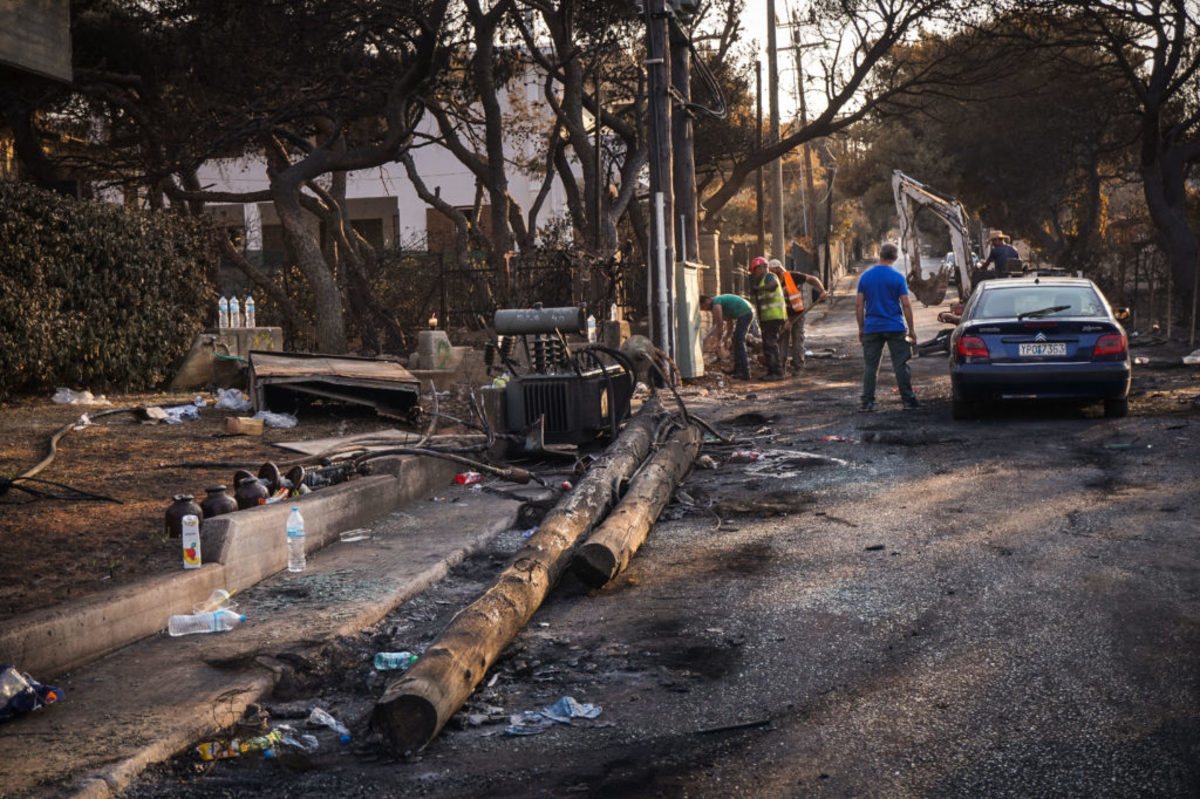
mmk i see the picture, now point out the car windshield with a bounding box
[973,286,1105,320]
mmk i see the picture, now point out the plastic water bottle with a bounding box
[229,296,241,327]
[218,297,229,329]
[374,651,419,671]
[168,608,245,637]
[245,296,256,327]
[611,301,619,322]
[287,507,306,573]
[307,707,351,744]
[587,314,597,343]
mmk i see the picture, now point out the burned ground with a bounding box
[6,306,1200,797]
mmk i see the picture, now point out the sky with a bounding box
[735,0,807,120]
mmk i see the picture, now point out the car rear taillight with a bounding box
[956,336,989,359]
[1094,333,1127,359]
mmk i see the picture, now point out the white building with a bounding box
[199,67,576,263]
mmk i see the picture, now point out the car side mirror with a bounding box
[1113,307,1130,321]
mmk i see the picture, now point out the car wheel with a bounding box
[1103,397,1128,418]
[951,398,974,420]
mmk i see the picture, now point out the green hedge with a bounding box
[0,181,213,399]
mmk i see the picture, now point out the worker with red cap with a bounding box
[749,256,787,380]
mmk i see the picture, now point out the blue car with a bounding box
[949,277,1131,419]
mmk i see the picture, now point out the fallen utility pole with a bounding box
[572,423,701,588]
[371,399,664,753]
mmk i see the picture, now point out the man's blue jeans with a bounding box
[861,331,916,403]
[731,313,752,376]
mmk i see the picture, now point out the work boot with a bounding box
[859,400,875,413]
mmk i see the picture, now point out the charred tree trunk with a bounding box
[371,399,664,753]
[573,423,700,588]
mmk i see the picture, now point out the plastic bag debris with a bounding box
[214,388,253,412]
[163,404,200,424]
[504,696,602,736]
[51,387,110,406]
[1,665,63,724]
[254,410,298,429]
[728,450,762,462]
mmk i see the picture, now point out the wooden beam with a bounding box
[572,424,701,588]
[370,399,663,753]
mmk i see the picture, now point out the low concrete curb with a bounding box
[0,454,458,678]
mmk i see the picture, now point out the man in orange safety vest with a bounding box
[768,258,827,374]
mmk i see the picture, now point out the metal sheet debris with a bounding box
[248,351,421,418]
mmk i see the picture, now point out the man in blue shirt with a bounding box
[855,242,919,412]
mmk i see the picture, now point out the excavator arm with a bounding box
[892,170,976,306]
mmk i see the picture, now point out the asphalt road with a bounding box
[126,278,1200,798]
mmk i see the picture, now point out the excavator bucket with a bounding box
[907,266,951,306]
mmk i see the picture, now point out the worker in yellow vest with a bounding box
[769,258,827,373]
[749,256,787,380]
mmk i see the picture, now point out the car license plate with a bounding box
[1018,342,1066,356]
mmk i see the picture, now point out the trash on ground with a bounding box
[455,471,483,485]
[338,528,372,543]
[307,707,351,743]
[821,435,855,442]
[163,404,200,424]
[695,454,718,469]
[1103,442,1152,450]
[521,527,537,538]
[374,651,419,671]
[0,665,63,724]
[214,388,253,412]
[1182,348,1200,365]
[254,410,298,429]
[167,608,246,636]
[193,588,238,615]
[196,728,284,761]
[223,416,264,435]
[51,387,111,405]
[504,696,603,736]
[728,450,762,462]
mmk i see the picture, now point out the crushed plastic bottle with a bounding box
[167,608,246,637]
[307,707,351,744]
[454,471,483,485]
[374,651,419,671]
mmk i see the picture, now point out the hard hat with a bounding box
[768,258,783,270]
[750,256,768,271]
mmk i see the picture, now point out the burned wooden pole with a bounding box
[573,423,701,588]
[371,399,663,753]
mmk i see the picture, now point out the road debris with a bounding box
[504,696,603,736]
